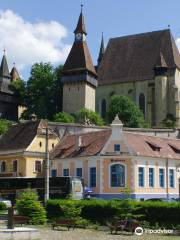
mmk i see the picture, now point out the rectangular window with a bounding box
[63,168,69,176]
[169,169,175,188]
[13,160,18,172]
[159,168,165,188]
[76,168,82,178]
[138,167,144,187]
[35,161,41,173]
[114,144,120,152]
[149,168,154,187]
[90,167,96,188]
[51,169,57,177]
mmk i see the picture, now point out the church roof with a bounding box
[74,11,87,35]
[0,54,10,79]
[97,33,105,66]
[63,41,97,76]
[10,66,20,81]
[98,29,180,85]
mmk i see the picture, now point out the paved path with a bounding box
[37,228,180,240]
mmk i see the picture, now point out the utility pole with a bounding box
[45,125,49,202]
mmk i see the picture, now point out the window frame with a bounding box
[89,167,96,188]
[159,168,165,188]
[149,167,155,188]
[109,163,126,188]
[76,168,82,178]
[63,168,69,177]
[138,167,145,187]
[169,169,175,188]
[114,144,121,152]
[12,160,18,173]
[34,160,42,173]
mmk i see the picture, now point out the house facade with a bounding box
[50,116,180,200]
[0,120,59,177]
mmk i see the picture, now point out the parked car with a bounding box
[0,198,12,208]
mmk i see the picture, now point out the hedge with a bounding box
[46,199,180,227]
[0,202,7,211]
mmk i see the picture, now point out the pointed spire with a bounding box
[0,50,10,78]
[10,62,20,81]
[97,33,105,66]
[74,4,87,35]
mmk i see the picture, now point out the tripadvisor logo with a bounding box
[135,227,143,236]
[135,227,173,236]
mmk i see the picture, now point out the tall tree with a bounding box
[25,63,63,120]
[108,95,145,128]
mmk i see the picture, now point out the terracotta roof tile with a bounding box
[51,129,180,160]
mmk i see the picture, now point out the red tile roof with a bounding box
[51,129,180,160]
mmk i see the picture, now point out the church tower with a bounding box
[62,6,97,114]
[0,51,19,121]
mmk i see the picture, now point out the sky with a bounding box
[1,0,180,80]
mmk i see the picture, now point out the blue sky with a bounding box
[1,0,180,80]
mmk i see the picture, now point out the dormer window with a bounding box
[168,144,180,154]
[146,141,161,152]
[114,144,120,152]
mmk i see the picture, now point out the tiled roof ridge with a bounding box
[110,29,169,42]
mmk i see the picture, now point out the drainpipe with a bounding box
[166,158,169,200]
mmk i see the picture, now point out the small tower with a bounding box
[10,63,20,82]
[0,50,11,91]
[62,5,97,114]
[97,33,105,67]
[0,51,18,121]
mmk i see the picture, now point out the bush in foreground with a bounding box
[46,199,180,227]
[16,189,46,225]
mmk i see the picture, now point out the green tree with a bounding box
[25,63,63,120]
[16,189,46,225]
[0,120,12,135]
[76,108,104,126]
[108,95,145,127]
[53,112,75,123]
[10,79,26,106]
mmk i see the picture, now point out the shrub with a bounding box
[108,95,145,127]
[53,112,75,123]
[76,108,104,126]
[46,199,180,227]
[46,199,117,224]
[16,189,46,225]
[0,120,12,135]
[0,202,7,211]
[162,113,176,128]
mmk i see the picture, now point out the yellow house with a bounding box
[0,120,59,177]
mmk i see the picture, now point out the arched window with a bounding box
[139,93,145,117]
[1,161,6,173]
[101,99,107,118]
[110,164,125,187]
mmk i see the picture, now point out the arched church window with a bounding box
[101,99,107,118]
[139,93,145,117]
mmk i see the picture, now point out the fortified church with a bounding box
[62,7,180,127]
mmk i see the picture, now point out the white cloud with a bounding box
[176,38,180,53]
[0,9,71,71]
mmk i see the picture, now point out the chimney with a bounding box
[111,115,123,139]
[76,135,82,149]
